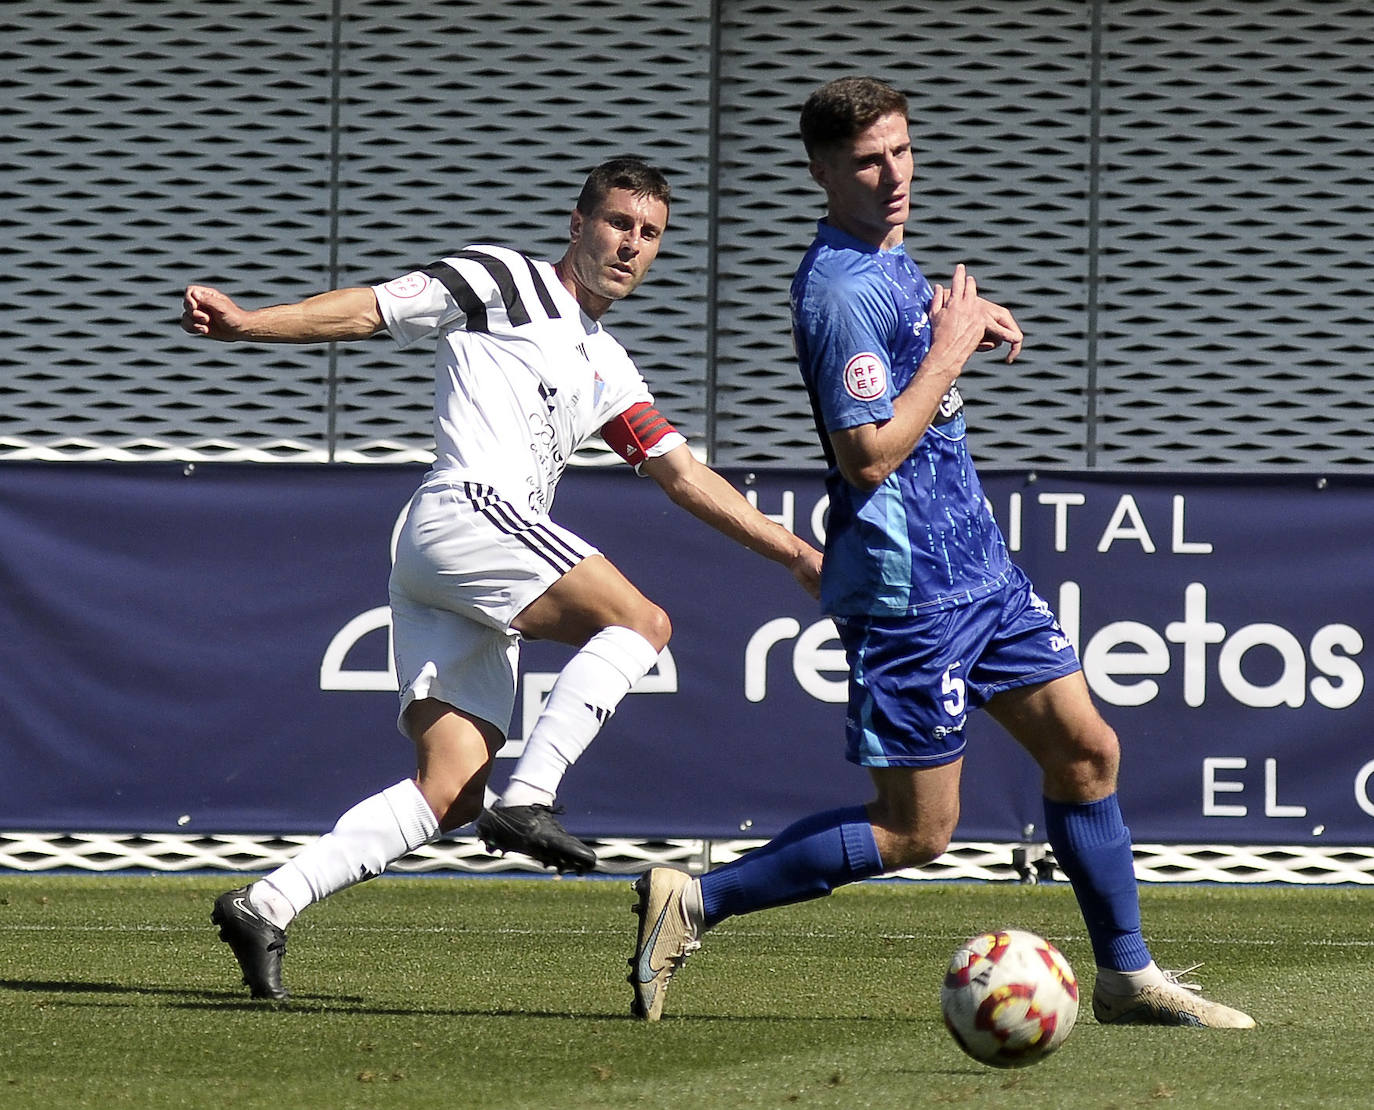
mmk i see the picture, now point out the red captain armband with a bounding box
[601,401,679,467]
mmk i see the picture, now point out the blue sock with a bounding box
[1042,793,1151,972]
[698,806,885,929]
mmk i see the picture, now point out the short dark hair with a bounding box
[576,156,672,215]
[799,77,909,160]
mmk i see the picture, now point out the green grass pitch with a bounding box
[1,874,1370,1109]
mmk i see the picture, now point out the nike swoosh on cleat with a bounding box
[633,901,673,985]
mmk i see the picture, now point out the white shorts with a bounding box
[387,475,599,737]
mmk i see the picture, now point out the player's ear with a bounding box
[568,207,584,244]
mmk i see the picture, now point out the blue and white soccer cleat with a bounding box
[1092,965,1254,1028]
[627,867,699,1021]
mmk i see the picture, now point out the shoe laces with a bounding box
[662,898,702,975]
[665,937,701,982]
[1161,963,1204,993]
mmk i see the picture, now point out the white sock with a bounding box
[682,878,706,935]
[498,626,661,809]
[250,778,439,929]
[246,880,295,929]
[1095,960,1166,995]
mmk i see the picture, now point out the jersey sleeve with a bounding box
[372,266,468,349]
[792,258,898,433]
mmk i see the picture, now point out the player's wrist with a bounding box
[918,343,969,381]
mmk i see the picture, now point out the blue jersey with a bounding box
[791,221,1011,616]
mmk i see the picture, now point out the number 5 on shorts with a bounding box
[941,663,966,717]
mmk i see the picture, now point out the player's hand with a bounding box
[932,269,1023,365]
[789,544,823,600]
[928,264,988,368]
[181,284,247,341]
[977,297,1024,363]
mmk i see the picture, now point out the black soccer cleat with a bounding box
[211,885,290,1000]
[475,804,597,873]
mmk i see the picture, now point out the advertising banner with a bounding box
[0,463,1368,846]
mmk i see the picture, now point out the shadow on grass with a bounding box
[0,977,362,1006]
[1,978,933,1024]
[166,1000,933,1023]
[1,976,618,1016]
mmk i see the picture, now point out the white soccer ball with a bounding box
[940,928,1079,1068]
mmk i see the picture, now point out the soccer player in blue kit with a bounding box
[629,76,1254,1029]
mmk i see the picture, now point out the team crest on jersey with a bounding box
[381,271,428,299]
[843,352,887,401]
[593,371,605,408]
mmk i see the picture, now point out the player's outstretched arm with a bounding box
[181,284,384,344]
[640,444,822,599]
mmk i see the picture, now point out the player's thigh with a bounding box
[392,479,599,630]
[984,671,1119,800]
[866,760,964,867]
[391,590,522,741]
[513,553,669,649]
[834,608,971,769]
[961,565,1080,709]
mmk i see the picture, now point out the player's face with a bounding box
[562,188,668,316]
[810,111,913,250]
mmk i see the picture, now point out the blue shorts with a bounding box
[832,565,1081,768]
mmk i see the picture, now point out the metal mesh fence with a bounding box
[6,831,1373,885]
[3,0,1371,466]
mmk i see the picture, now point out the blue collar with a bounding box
[816,219,906,255]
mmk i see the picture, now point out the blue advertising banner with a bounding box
[0,463,1369,846]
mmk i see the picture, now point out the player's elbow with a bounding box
[656,469,703,512]
[830,433,895,493]
[839,458,890,493]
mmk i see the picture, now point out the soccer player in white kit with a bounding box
[181,157,822,1000]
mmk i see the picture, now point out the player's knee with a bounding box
[1043,720,1120,800]
[632,601,671,652]
[1077,719,1119,781]
[886,828,951,870]
[912,830,952,867]
[873,816,955,870]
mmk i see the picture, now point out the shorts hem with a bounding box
[975,658,1082,703]
[395,663,514,740]
[847,739,967,770]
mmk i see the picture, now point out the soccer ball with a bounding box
[940,928,1078,1068]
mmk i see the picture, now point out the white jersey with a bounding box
[374,244,683,514]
